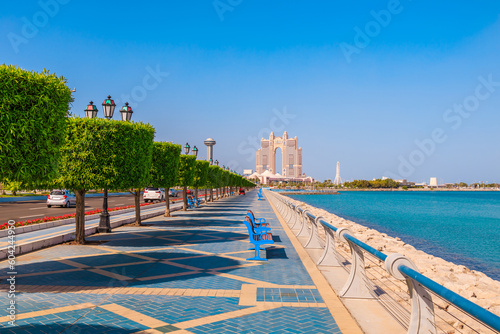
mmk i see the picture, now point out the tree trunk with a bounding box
[216,188,219,200]
[183,186,188,211]
[134,189,142,226]
[209,188,213,202]
[195,188,199,207]
[204,188,207,203]
[75,189,86,244]
[164,195,171,217]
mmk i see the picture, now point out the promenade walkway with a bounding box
[0,191,361,333]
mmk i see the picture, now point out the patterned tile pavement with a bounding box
[0,191,355,333]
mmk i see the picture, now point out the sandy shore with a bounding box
[281,195,500,319]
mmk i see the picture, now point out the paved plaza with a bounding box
[0,192,359,333]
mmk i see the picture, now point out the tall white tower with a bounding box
[334,161,342,185]
[204,138,216,163]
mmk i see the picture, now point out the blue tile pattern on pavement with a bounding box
[107,295,249,324]
[256,288,324,303]
[187,307,341,334]
[0,191,346,333]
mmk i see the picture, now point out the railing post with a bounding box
[317,227,343,267]
[290,205,302,229]
[305,216,325,249]
[283,202,293,222]
[385,253,437,334]
[337,227,375,299]
[296,210,311,238]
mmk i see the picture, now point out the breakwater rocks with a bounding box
[283,196,500,318]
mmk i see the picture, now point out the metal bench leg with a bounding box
[247,244,267,261]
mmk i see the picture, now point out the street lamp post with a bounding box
[182,143,191,210]
[85,95,132,233]
[98,95,116,233]
[192,146,199,206]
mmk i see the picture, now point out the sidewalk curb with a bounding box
[0,202,193,260]
[0,202,167,238]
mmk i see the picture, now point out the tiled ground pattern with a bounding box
[0,192,342,333]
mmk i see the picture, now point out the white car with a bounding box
[47,190,76,208]
[143,187,165,202]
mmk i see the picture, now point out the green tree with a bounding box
[206,165,221,202]
[150,142,181,217]
[56,117,155,244]
[115,122,155,226]
[192,160,210,206]
[0,65,72,187]
[177,155,196,210]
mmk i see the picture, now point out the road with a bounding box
[0,194,155,223]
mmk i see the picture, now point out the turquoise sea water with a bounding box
[287,191,500,280]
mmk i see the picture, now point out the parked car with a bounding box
[168,189,179,197]
[47,190,76,208]
[143,187,165,202]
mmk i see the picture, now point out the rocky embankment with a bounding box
[283,196,500,325]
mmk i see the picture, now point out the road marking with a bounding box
[19,214,45,219]
[29,207,48,210]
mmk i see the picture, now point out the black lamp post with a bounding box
[209,158,213,165]
[184,143,190,155]
[192,146,198,157]
[97,95,116,233]
[215,160,219,166]
[85,96,133,233]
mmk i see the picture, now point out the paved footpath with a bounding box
[0,191,360,333]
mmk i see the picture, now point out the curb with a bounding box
[0,202,167,238]
[0,199,207,260]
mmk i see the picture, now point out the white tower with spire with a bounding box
[334,161,342,185]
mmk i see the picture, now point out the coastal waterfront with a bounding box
[287,191,500,281]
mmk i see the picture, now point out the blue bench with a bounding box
[243,216,274,261]
[246,210,270,231]
[257,189,264,200]
[187,196,200,209]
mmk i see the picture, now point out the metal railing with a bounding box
[266,190,500,334]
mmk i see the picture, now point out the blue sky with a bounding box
[2,1,500,183]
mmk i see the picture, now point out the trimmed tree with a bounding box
[0,65,72,188]
[114,122,155,226]
[57,117,155,244]
[177,155,196,210]
[150,142,181,217]
[192,160,209,207]
[206,165,218,202]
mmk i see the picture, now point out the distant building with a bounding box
[254,131,312,184]
[429,177,438,187]
[256,131,302,177]
[243,169,253,175]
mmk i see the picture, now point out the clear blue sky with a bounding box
[2,1,500,183]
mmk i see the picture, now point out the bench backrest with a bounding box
[243,217,260,242]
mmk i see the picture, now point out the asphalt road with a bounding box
[0,194,156,223]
